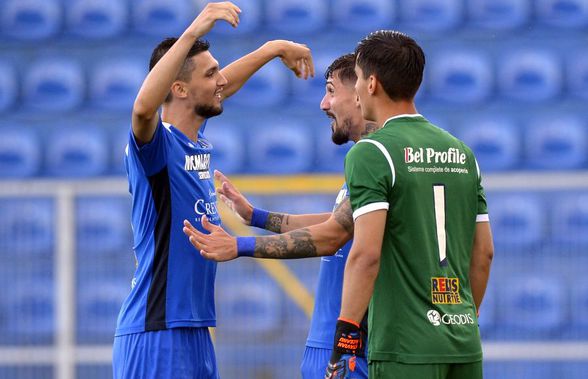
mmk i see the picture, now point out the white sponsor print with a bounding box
[404,147,467,165]
[427,310,475,326]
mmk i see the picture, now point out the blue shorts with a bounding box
[112,327,218,379]
[300,346,368,379]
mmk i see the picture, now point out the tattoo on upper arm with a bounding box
[334,198,354,235]
[254,228,318,259]
[265,212,285,233]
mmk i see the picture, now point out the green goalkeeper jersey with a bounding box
[344,114,488,364]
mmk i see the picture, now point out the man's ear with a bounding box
[367,75,377,96]
[171,81,188,99]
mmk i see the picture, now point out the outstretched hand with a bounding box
[183,216,238,262]
[189,2,242,37]
[274,40,315,79]
[214,170,254,225]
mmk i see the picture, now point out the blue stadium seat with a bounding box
[0,0,61,40]
[0,127,40,178]
[455,118,521,171]
[206,0,261,35]
[0,63,17,112]
[498,275,566,333]
[484,362,556,379]
[477,282,495,333]
[46,127,108,177]
[0,199,54,257]
[558,362,588,379]
[567,51,588,100]
[77,197,131,256]
[291,53,339,106]
[399,0,463,31]
[332,0,396,32]
[536,0,588,28]
[23,59,84,112]
[551,194,588,246]
[488,194,544,248]
[315,127,353,172]
[112,128,130,175]
[467,0,530,30]
[266,0,328,34]
[428,51,493,103]
[498,50,562,102]
[132,0,192,36]
[89,60,144,111]
[230,61,288,107]
[570,279,588,332]
[524,117,587,169]
[202,122,245,174]
[77,280,129,342]
[248,122,313,174]
[66,0,128,39]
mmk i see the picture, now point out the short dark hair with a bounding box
[355,30,425,101]
[325,53,357,85]
[149,37,210,102]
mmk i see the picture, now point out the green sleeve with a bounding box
[475,158,489,222]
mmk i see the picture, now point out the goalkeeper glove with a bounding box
[325,318,362,379]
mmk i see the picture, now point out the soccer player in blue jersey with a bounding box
[183,53,378,378]
[113,2,315,378]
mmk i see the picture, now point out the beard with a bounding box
[194,103,223,119]
[331,118,352,145]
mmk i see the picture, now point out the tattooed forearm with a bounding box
[333,198,354,235]
[265,212,285,233]
[360,122,379,138]
[254,228,318,259]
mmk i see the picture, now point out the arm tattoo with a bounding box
[254,228,318,259]
[265,212,285,233]
[360,122,379,138]
[334,198,354,235]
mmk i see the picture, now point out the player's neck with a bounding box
[373,100,418,128]
[161,105,206,142]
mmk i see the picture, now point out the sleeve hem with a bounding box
[353,202,389,221]
[476,214,489,222]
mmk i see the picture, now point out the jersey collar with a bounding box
[382,113,424,127]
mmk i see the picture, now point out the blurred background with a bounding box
[0,0,587,378]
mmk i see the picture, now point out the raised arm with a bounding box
[214,170,331,233]
[221,40,314,99]
[469,222,494,311]
[132,2,241,144]
[183,196,354,261]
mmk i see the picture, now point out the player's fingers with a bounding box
[201,215,220,233]
[299,59,308,80]
[183,219,198,234]
[219,194,234,211]
[199,249,216,261]
[305,51,315,78]
[187,233,202,250]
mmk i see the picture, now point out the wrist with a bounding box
[236,236,255,257]
[264,40,286,58]
[250,208,270,229]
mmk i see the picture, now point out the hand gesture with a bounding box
[189,2,242,37]
[183,216,238,262]
[274,40,315,79]
[214,170,254,225]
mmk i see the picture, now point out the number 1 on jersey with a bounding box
[433,184,447,267]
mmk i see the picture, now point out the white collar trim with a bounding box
[383,113,423,127]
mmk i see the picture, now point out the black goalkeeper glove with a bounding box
[325,318,362,379]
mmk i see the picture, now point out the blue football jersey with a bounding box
[116,119,221,336]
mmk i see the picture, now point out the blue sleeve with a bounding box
[127,119,169,176]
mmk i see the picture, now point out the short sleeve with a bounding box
[475,159,489,222]
[344,139,394,221]
[127,119,169,176]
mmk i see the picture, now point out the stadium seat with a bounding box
[202,122,245,174]
[477,283,495,333]
[0,0,61,41]
[0,63,17,113]
[428,51,493,103]
[332,0,396,32]
[484,362,556,379]
[46,127,108,177]
[567,50,588,100]
[498,275,566,333]
[23,59,85,112]
[467,0,530,30]
[89,60,144,111]
[66,0,128,39]
[291,53,340,106]
[0,128,40,178]
[551,194,588,246]
[488,194,544,248]
[455,118,521,171]
[266,0,328,34]
[112,128,130,175]
[536,0,588,28]
[76,197,131,256]
[0,199,54,257]
[399,0,463,31]
[498,50,562,102]
[229,61,288,107]
[77,280,130,342]
[558,362,588,379]
[315,127,353,173]
[132,0,192,36]
[248,122,313,174]
[570,279,588,331]
[524,117,587,170]
[205,0,261,35]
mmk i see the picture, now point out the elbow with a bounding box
[132,99,155,121]
[321,231,353,256]
[348,247,381,273]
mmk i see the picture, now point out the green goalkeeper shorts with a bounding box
[369,360,483,379]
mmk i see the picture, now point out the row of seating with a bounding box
[2,48,588,113]
[1,0,588,42]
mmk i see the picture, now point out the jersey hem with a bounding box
[476,214,489,222]
[368,351,483,364]
[115,319,216,336]
[353,202,389,221]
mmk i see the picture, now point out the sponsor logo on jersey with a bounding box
[184,153,211,179]
[431,277,462,304]
[193,198,220,224]
[404,147,466,165]
[426,310,475,326]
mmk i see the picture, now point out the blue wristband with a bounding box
[250,207,270,229]
[236,236,255,257]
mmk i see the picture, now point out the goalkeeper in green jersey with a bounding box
[326,31,494,379]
